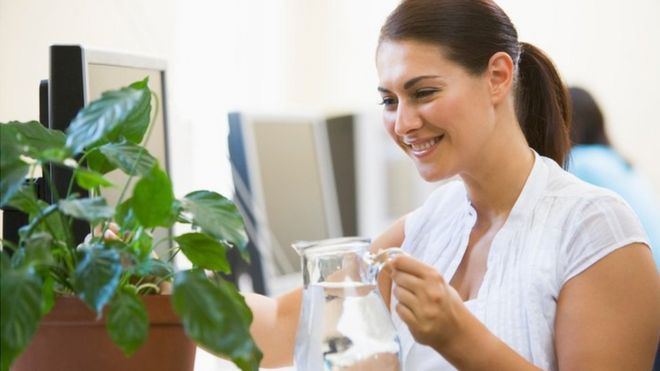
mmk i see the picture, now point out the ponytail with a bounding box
[515,42,571,167]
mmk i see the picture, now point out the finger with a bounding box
[396,302,418,327]
[393,283,417,308]
[390,270,424,291]
[108,222,120,234]
[390,255,427,275]
[103,229,119,241]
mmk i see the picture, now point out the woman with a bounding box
[247,0,660,369]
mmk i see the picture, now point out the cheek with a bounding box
[382,111,398,139]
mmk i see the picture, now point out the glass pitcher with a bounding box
[292,237,403,371]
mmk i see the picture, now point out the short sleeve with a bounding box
[560,194,650,285]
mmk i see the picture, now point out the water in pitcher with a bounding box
[294,281,401,371]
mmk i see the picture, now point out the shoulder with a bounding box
[541,156,635,209]
[542,156,645,236]
[538,158,650,284]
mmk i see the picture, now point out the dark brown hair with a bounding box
[568,86,610,146]
[379,0,571,167]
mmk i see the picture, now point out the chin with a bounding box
[415,164,454,183]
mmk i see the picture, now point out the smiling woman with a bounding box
[242,1,659,370]
[369,0,660,370]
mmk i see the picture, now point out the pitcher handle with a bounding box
[365,247,408,280]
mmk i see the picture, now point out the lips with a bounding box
[403,135,444,157]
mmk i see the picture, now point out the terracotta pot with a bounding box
[12,295,196,371]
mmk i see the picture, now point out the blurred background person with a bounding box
[568,86,660,268]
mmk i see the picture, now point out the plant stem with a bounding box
[136,283,160,295]
[167,247,180,263]
[23,203,58,238]
[65,151,89,198]
[41,165,76,249]
[0,239,18,252]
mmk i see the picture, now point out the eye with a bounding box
[414,89,438,100]
[379,96,398,108]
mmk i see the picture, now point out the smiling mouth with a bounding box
[404,135,444,156]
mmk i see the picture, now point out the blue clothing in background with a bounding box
[568,145,660,268]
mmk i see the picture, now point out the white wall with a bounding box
[3,0,658,197]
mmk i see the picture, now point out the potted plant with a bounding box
[0,78,262,371]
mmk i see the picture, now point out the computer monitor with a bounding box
[228,112,343,295]
[46,45,170,246]
[325,114,358,237]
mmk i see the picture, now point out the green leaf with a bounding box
[65,82,150,154]
[0,159,29,208]
[182,191,249,261]
[23,232,55,267]
[0,122,67,206]
[132,258,173,278]
[86,148,118,174]
[132,166,175,228]
[108,77,152,144]
[75,168,115,190]
[1,252,9,270]
[172,270,262,371]
[0,122,26,207]
[59,197,115,223]
[130,228,153,261]
[174,233,230,273]
[106,288,148,356]
[38,147,70,163]
[41,276,55,316]
[115,198,137,231]
[6,184,40,215]
[1,121,67,159]
[35,200,68,243]
[74,245,122,314]
[0,122,22,164]
[129,77,149,90]
[0,266,43,371]
[99,141,157,176]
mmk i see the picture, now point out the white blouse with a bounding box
[392,151,650,370]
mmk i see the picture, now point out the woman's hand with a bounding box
[387,254,465,351]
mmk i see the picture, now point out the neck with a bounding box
[460,109,535,225]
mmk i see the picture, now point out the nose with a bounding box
[394,102,423,136]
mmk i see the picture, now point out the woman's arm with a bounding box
[244,288,302,368]
[555,243,660,370]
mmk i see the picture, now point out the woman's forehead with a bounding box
[376,40,457,85]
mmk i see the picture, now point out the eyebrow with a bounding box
[377,75,443,93]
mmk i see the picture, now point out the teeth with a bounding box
[409,137,440,151]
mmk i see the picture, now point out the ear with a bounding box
[486,51,514,104]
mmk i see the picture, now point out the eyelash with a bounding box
[379,97,397,106]
[379,89,439,107]
[414,89,437,99]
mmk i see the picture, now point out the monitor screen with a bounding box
[47,45,170,247]
[228,112,343,294]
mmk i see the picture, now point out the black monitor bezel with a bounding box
[47,44,171,244]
